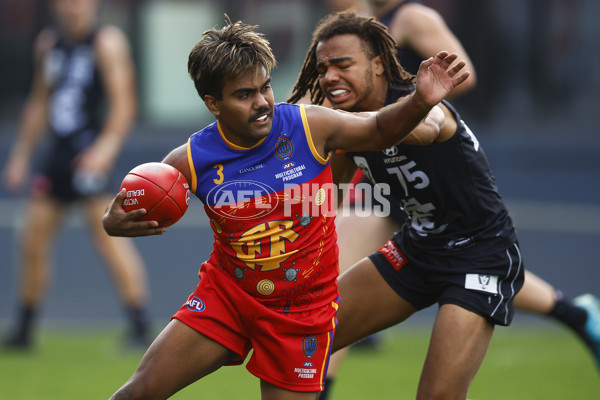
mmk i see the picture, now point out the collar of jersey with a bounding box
[217,121,267,150]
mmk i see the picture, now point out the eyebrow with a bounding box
[316,57,353,70]
[232,77,272,95]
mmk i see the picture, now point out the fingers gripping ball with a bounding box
[120,162,190,227]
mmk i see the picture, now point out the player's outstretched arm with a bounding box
[102,189,167,237]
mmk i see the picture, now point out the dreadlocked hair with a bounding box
[188,14,277,100]
[288,11,415,105]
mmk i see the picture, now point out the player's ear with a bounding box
[373,55,384,76]
[204,95,220,117]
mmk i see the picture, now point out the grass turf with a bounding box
[0,324,598,399]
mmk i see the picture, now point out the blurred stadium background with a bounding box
[0,0,599,352]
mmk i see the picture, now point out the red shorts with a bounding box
[172,262,340,392]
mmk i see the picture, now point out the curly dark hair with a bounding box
[288,11,414,105]
[188,15,277,100]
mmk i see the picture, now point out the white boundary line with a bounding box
[0,198,599,234]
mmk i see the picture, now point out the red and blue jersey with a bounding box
[186,103,339,313]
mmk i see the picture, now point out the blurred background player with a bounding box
[289,9,600,399]
[1,0,150,350]
[367,0,477,96]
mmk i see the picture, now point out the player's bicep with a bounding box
[162,144,192,184]
[305,105,377,153]
[96,27,136,110]
[30,30,55,100]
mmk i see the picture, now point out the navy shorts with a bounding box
[369,235,525,326]
[33,139,112,203]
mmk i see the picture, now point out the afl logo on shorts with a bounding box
[185,296,205,312]
[275,137,293,160]
[302,335,318,358]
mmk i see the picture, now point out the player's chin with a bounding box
[250,119,272,137]
[328,96,353,111]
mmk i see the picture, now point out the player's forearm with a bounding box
[374,91,432,147]
[10,97,48,162]
[402,105,444,145]
[94,99,137,164]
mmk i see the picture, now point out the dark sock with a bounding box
[6,304,36,345]
[126,305,149,339]
[548,291,590,345]
[319,377,335,400]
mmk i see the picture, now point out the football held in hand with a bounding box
[120,162,190,227]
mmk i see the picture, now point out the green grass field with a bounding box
[0,324,598,399]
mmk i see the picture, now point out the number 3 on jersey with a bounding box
[213,164,224,184]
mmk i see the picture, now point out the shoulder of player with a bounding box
[94,25,131,59]
[391,3,446,39]
[302,104,353,131]
[303,103,377,154]
[162,144,192,182]
[34,28,58,57]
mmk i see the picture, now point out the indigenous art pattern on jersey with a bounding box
[187,103,339,313]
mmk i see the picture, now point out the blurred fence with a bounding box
[1,0,599,129]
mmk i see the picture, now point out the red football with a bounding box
[120,162,190,228]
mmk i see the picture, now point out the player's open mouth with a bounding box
[328,88,350,102]
[251,112,270,124]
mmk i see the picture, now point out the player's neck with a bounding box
[61,19,96,42]
[354,82,389,113]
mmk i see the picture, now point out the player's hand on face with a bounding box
[415,51,470,107]
[102,188,167,237]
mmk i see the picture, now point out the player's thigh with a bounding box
[260,380,318,400]
[418,304,493,400]
[335,213,400,273]
[123,319,236,399]
[334,258,416,351]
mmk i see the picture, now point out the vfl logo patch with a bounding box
[465,274,498,294]
[379,240,407,270]
[275,137,293,159]
[302,335,318,358]
[185,296,206,312]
